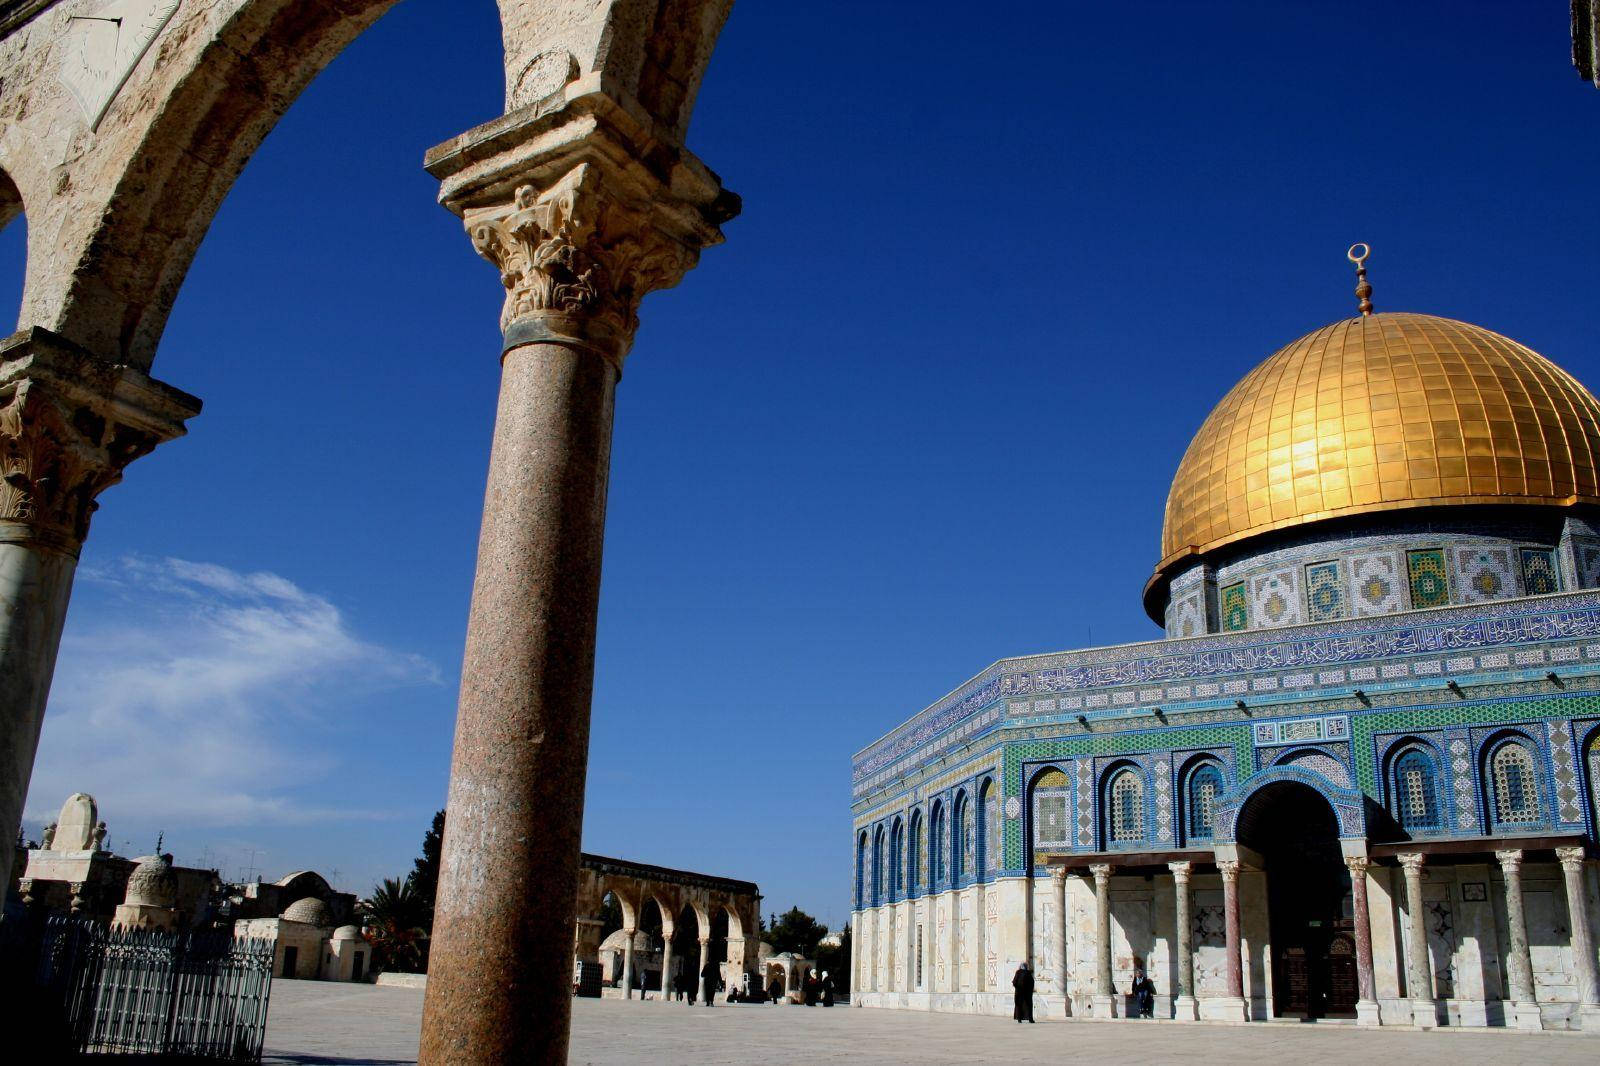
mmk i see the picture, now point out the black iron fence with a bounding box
[2,916,274,1060]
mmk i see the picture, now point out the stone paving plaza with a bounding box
[261,980,1598,1065]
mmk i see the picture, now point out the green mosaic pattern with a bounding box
[1521,548,1559,596]
[1220,582,1248,631]
[1407,548,1450,608]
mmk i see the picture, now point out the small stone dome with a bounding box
[331,924,362,941]
[281,896,332,926]
[124,855,177,908]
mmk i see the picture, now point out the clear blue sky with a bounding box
[7,2,1599,931]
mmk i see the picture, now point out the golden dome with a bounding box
[1155,311,1600,579]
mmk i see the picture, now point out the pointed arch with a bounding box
[1483,731,1544,829]
[930,799,947,890]
[908,807,925,897]
[1103,762,1145,847]
[1028,764,1071,851]
[889,816,905,903]
[1179,756,1225,845]
[1382,737,1444,833]
[952,789,971,885]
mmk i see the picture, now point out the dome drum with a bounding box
[1151,313,1600,635]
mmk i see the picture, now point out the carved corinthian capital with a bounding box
[465,162,698,367]
[0,329,200,553]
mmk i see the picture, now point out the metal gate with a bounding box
[18,917,275,1060]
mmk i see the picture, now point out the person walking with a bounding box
[1012,962,1035,1023]
[821,971,835,1007]
[700,960,717,1007]
[804,969,820,1006]
[768,975,784,1003]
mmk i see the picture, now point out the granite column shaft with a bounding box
[1090,864,1114,1017]
[1169,861,1197,1019]
[1398,853,1437,1028]
[1344,856,1381,1025]
[1496,849,1544,1030]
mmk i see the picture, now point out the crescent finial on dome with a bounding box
[1347,243,1373,316]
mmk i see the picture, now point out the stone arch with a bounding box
[871,823,886,907]
[1580,721,1600,835]
[597,879,638,931]
[1217,766,1367,844]
[888,816,904,902]
[31,0,735,367]
[929,798,946,889]
[1271,745,1355,790]
[854,830,868,909]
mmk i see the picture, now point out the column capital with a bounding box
[1555,846,1587,872]
[1049,867,1068,883]
[429,97,738,371]
[1088,863,1114,884]
[1167,860,1192,882]
[1397,852,1426,875]
[1,328,199,554]
[697,936,710,946]
[1343,855,1371,876]
[1495,848,1524,875]
[1216,859,1240,881]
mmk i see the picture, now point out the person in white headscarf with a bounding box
[821,970,836,1007]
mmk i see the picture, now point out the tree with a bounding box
[361,876,431,974]
[761,906,827,957]
[815,925,851,994]
[409,809,445,929]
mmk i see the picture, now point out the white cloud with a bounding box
[24,556,440,831]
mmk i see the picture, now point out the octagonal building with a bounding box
[850,285,1600,1030]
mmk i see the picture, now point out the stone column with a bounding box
[1556,848,1600,1031]
[1495,849,1544,1030]
[1169,861,1197,1021]
[659,931,674,997]
[1217,859,1250,1022]
[620,926,637,999]
[973,883,985,995]
[0,330,197,891]
[697,936,711,1006]
[1089,864,1115,1017]
[1343,856,1381,1026]
[417,105,734,1063]
[1397,853,1438,1029]
[1052,868,1070,1011]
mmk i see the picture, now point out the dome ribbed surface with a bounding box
[1159,312,1600,569]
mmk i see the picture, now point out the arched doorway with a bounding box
[1235,781,1356,1019]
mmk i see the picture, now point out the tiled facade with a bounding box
[852,586,1600,1028]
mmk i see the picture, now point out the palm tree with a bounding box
[360,877,430,973]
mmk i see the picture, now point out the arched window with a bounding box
[1392,747,1441,831]
[953,793,970,882]
[1107,768,1144,845]
[908,811,923,896]
[889,819,904,902]
[979,779,997,877]
[1489,741,1541,826]
[1588,735,1600,833]
[871,827,885,906]
[931,802,946,888]
[1032,768,1071,848]
[1186,763,1223,843]
[855,831,867,909]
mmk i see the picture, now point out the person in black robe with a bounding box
[768,976,784,1003]
[1012,962,1035,1023]
[821,971,835,1007]
[700,961,718,1007]
[803,969,820,1006]
[1130,966,1156,1018]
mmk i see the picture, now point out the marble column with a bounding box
[0,330,197,892]
[1090,864,1115,1017]
[697,936,711,1006]
[1495,849,1544,1030]
[973,883,985,995]
[1397,853,1438,1028]
[1169,861,1198,1020]
[1555,848,1600,1031]
[1216,859,1250,1022]
[1052,868,1070,1011]
[417,109,734,1064]
[1343,856,1381,1026]
[659,931,674,997]
[621,926,637,998]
